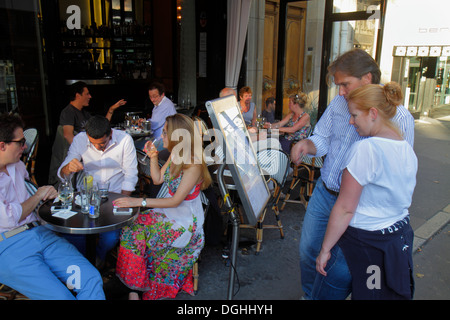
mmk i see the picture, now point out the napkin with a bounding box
[52,210,78,220]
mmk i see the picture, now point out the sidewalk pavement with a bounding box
[409,108,450,300]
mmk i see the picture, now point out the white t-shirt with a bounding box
[342,137,418,231]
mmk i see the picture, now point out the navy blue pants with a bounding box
[339,217,415,300]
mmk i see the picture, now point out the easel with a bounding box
[217,163,240,300]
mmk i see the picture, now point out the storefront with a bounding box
[391,45,450,118]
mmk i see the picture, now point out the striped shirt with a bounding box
[309,95,415,192]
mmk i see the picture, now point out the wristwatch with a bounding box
[141,198,147,207]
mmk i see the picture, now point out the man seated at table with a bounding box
[58,115,138,268]
[49,81,127,185]
[144,81,176,145]
[0,113,105,300]
[61,81,127,145]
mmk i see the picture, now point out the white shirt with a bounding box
[309,95,415,192]
[58,129,138,193]
[343,137,418,231]
[150,96,177,138]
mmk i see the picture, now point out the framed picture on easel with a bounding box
[205,94,270,226]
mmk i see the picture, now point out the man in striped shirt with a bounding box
[291,49,415,300]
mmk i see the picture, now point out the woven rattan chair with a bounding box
[281,152,323,210]
[239,148,290,254]
[22,128,39,185]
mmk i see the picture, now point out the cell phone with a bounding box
[51,205,71,212]
[113,207,132,215]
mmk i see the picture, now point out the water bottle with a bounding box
[89,187,100,219]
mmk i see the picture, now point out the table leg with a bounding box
[86,234,97,265]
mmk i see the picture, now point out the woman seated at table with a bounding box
[265,92,310,153]
[113,113,212,300]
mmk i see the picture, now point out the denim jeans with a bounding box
[299,177,352,300]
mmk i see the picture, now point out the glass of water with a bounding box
[97,181,110,199]
[58,179,73,207]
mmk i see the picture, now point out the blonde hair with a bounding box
[289,91,308,109]
[165,113,212,190]
[347,82,403,135]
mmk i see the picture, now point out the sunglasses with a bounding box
[4,137,27,147]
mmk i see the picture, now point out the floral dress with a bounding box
[284,112,310,141]
[115,161,204,300]
[279,112,310,153]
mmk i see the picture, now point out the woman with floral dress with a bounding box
[265,92,311,153]
[113,114,212,300]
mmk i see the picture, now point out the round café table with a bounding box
[38,192,139,264]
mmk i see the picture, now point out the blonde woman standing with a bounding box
[316,82,417,300]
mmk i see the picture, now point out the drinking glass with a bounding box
[58,179,73,207]
[79,185,90,214]
[97,181,110,199]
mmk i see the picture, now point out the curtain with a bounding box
[225,0,252,90]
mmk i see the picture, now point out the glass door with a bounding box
[318,0,385,118]
[326,0,381,104]
[436,56,450,106]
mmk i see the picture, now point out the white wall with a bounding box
[379,0,450,83]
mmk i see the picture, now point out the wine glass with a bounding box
[256,114,262,128]
[58,179,74,207]
[138,137,161,165]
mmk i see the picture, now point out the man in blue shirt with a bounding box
[291,49,415,300]
[147,82,177,140]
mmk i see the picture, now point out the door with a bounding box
[263,0,306,119]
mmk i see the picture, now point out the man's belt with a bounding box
[324,184,340,197]
[0,221,41,242]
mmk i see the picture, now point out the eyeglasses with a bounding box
[3,137,26,147]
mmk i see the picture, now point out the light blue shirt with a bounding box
[150,96,177,138]
[308,95,415,192]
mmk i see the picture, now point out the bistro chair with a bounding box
[280,125,322,210]
[22,128,39,185]
[192,115,213,148]
[281,149,323,210]
[192,116,209,136]
[239,148,290,254]
[136,149,166,197]
[48,125,71,186]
